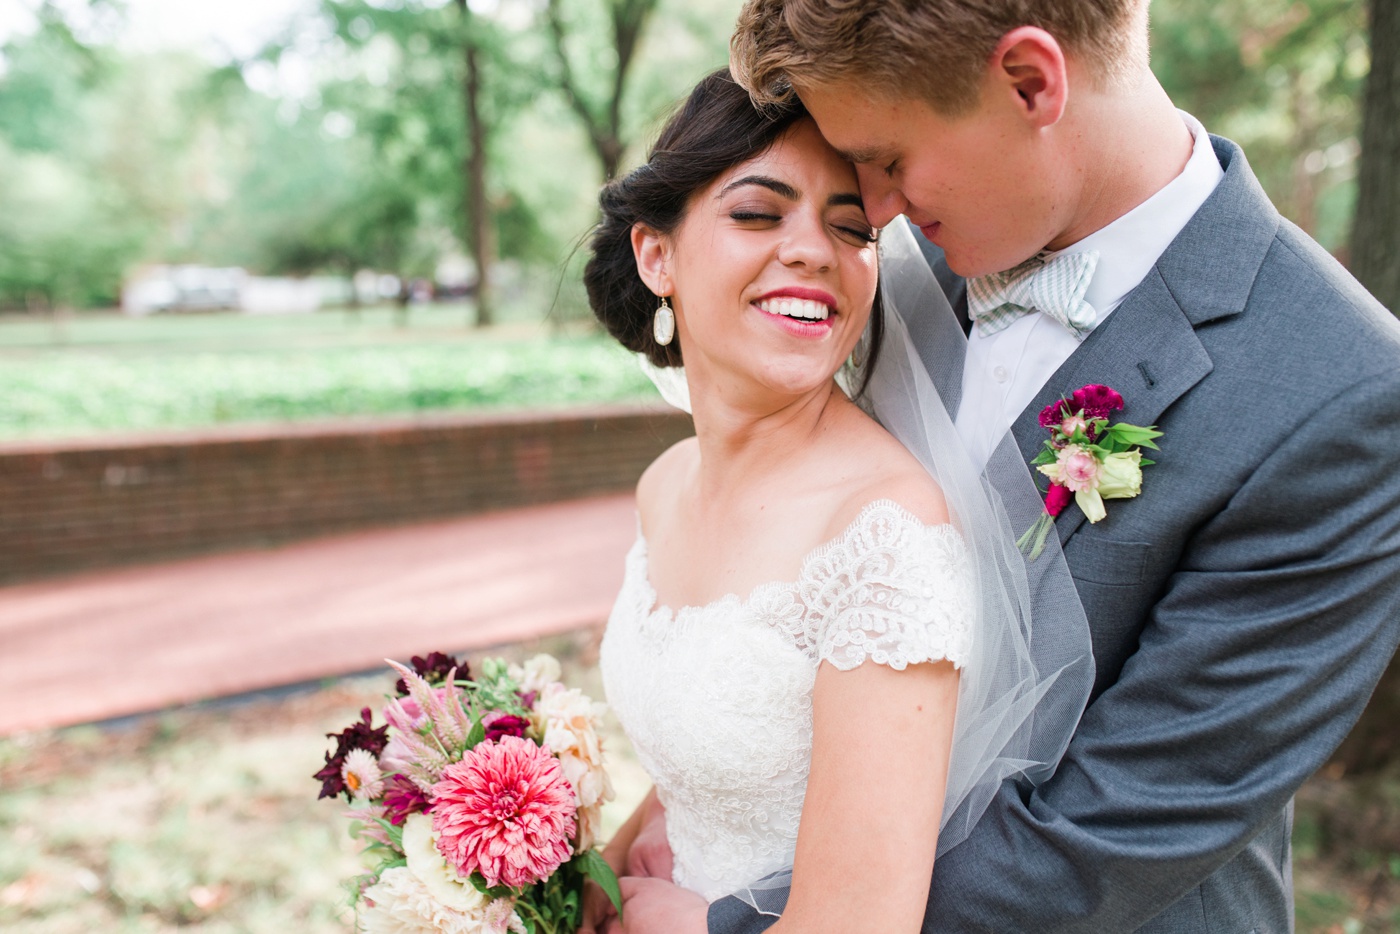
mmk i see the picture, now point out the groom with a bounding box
[616,1,1400,932]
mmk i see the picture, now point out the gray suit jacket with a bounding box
[708,137,1400,932]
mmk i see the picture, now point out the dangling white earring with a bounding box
[653,295,675,346]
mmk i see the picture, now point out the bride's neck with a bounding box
[687,378,845,500]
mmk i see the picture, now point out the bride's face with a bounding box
[652,119,879,403]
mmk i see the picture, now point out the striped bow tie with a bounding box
[967,250,1101,341]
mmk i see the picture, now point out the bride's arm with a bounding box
[770,659,959,934]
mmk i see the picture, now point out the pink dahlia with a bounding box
[431,736,577,889]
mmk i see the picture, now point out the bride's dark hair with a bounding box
[584,67,882,376]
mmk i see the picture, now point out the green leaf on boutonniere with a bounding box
[1104,423,1163,448]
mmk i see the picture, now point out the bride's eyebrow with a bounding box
[718,175,798,200]
[718,177,863,210]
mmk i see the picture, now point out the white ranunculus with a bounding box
[400,813,486,914]
[359,865,524,934]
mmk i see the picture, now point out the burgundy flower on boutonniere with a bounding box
[1018,384,1162,559]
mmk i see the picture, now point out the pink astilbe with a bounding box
[386,660,474,750]
[378,720,451,793]
[432,736,577,889]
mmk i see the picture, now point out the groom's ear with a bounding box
[631,222,672,297]
[988,26,1069,129]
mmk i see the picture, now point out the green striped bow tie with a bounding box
[967,250,1101,340]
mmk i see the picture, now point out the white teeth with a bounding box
[756,298,831,321]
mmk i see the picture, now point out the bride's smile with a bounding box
[634,118,878,407]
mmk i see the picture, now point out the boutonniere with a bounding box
[1017,384,1162,559]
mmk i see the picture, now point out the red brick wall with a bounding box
[0,405,693,583]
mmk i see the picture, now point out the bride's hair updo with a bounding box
[585,68,880,372]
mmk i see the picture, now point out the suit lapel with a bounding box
[1010,273,1213,545]
[1009,136,1280,548]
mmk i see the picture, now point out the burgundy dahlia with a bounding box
[394,651,469,696]
[484,713,532,743]
[381,773,431,826]
[314,707,390,800]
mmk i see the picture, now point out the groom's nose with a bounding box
[855,164,908,229]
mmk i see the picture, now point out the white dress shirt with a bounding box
[953,112,1225,467]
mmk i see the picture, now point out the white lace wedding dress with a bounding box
[599,499,975,901]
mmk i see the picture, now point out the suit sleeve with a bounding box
[915,372,1400,931]
[710,373,1400,934]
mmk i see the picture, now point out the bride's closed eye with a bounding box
[728,210,782,224]
[728,206,876,246]
[832,219,878,245]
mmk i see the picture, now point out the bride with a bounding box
[581,70,1092,934]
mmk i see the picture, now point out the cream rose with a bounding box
[534,683,615,852]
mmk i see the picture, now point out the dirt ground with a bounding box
[1,626,1395,933]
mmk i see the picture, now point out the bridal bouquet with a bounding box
[314,651,621,934]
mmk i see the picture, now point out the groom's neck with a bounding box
[1046,73,1195,251]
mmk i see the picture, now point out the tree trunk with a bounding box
[545,0,658,182]
[1331,0,1400,777]
[1350,0,1400,314]
[1331,655,1400,775]
[457,0,494,327]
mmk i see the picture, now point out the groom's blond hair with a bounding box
[731,0,1149,116]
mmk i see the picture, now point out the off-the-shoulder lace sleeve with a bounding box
[800,501,975,671]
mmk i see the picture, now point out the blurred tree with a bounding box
[544,0,662,181]
[455,0,496,325]
[1329,0,1400,783]
[0,4,142,309]
[313,0,548,326]
[1151,0,1367,250]
[1349,0,1399,314]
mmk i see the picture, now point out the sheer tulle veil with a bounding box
[639,220,1094,916]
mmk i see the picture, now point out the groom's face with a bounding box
[800,83,1065,278]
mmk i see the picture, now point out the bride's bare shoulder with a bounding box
[826,410,950,535]
[636,436,699,526]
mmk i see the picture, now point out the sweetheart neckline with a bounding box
[632,498,956,622]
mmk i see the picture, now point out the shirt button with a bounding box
[992,365,1010,383]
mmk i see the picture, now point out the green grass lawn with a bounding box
[0,304,658,440]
